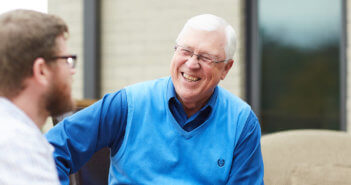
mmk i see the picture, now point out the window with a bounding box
[246,0,346,133]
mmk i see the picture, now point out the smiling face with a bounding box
[170,28,233,115]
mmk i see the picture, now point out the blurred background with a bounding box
[1,0,349,134]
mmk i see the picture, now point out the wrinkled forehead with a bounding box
[177,28,226,57]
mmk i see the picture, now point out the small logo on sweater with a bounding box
[217,158,225,167]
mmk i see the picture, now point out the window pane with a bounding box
[259,0,341,133]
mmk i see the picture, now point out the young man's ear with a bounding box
[220,59,234,80]
[32,58,52,86]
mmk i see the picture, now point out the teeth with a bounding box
[183,73,200,82]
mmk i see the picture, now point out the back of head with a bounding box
[176,14,236,60]
[0,9,68,98]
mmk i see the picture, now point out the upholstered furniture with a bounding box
[261,129,351,185]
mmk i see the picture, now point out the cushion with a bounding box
[290,164,351,185]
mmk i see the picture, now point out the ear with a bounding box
[220,59,234,80]
[32,58,52,86]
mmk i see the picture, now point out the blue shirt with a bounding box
[167,81,217,131]
[46,79,264,184]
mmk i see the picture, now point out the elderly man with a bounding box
[0,10,76,184]
[46,14,264,184]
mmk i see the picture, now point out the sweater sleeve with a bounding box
[226,110,264,185]
[45,89,128,185]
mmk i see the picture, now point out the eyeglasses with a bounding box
[174,45,228,65]
[49,55,77,69]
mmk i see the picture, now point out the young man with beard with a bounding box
[46,14,264,184]
[0,9,76,184]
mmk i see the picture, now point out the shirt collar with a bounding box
[167,77,218,110]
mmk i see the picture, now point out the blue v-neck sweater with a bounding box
[109,77,258,184]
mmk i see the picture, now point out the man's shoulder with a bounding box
[123,77,170,107]
[0,115,59,185]
[0,115,45,148]
[217,86,250,108]
[0,115,27,135]
[125,77,170,96]
[127,77,170,89]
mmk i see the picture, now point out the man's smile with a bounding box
[182,72,201,82]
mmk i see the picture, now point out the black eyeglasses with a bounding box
[49,55,77,69]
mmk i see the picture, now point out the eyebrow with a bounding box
[181,45,220,58]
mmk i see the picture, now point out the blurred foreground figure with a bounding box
[0,9,76,184]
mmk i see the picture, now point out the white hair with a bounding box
[176,14,237,60]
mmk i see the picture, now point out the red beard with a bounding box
[44,75,75,117]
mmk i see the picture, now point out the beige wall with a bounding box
[100,0,245,97]
[48,0,245,98]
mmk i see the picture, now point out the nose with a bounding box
[186,54,201,69]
